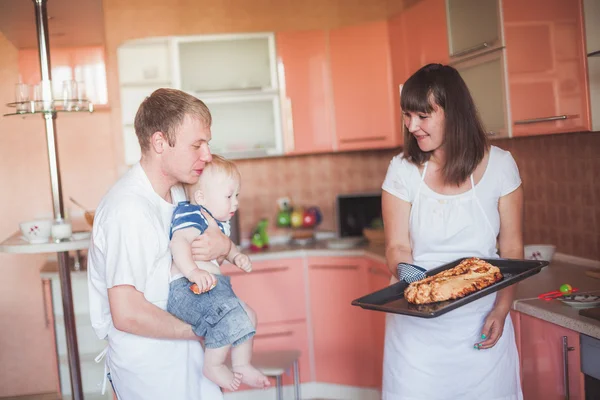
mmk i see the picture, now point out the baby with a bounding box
[166,155,269,391]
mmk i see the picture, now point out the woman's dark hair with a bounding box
[400,63,489,186]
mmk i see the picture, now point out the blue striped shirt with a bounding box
[170,202,229,239]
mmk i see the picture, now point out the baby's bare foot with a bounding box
[232,364,271,388]
[204,365,243,391]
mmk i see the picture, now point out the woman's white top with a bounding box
[380,145,523,400]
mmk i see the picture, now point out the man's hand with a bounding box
[188,269,217,293]
[233,253,252,272]
[191,210,232,261]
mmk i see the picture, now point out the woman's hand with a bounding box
[191,210,232,261]
[475,307,508,350]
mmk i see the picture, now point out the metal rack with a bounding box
[1,1,94,399]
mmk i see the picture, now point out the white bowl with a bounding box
[19,219,53,244]
[524,244,556,262]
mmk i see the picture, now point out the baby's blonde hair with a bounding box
[184,154,241,200]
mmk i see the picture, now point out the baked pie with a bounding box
[404,257,503,304]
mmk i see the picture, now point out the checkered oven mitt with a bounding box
[397,262,427,284]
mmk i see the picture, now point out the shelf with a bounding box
[4,100,94,117]
[0,231,90,254]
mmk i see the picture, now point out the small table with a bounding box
[253,350,301,400]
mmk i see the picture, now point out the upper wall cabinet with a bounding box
[401,0,450,76]
[173,34,277,94]
[447,0,503,59]
[276,30,335,155]
[329,21,399,151]
[504,0,591,136]
[117,39,174,166]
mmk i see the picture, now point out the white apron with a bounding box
[382,162,522,400]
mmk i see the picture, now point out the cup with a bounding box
[52,220,73,241]
[33,80,54,112]
[15,83,31,113]
[62,80,77,111]
[76,81,86,110]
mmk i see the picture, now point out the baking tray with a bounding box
[352,258,549,318]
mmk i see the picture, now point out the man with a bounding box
[88,89,231,399]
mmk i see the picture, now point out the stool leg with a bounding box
[293,360,300,400]
[276,375,283,400]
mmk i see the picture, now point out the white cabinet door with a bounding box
[175,33,277,93]
[117,40,172,85]
[447,0,503,58]
[204,95,282,158]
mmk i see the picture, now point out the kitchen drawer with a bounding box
[253,321,311,384]
[221,258,306,324]
[50,274,89,317]
[54,316,107,357]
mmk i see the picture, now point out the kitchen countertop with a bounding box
[42,238,600,338]
[247,241,600,338]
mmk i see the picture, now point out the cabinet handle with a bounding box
[310,264,359,271]
[227,266,289,276]
[339,136,387,144]
[562,336,575,400]
[368,267,390,278]
[255,331,293,340]
[42,279,51,328]
[514,115,569,125]
[452,42,490,58]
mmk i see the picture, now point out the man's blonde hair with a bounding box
[134,88,212,152]
[184,154,241,199]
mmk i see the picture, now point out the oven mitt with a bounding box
[397,262,427,284]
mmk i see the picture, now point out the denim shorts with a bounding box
[167,274,255,349]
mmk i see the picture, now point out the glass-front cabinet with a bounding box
[446,0,503,58]
[454,49,510,138]
[117,33,282,164]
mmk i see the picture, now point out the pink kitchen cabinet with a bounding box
[329,21,400,151]
[367,260,391,389]
[504,0,591,136]
[252,321,311,385]
[519,313,585,400]
[221,257,305,324]
[308,257,377,387]
[276,30,335,155]
[400,0,450,77]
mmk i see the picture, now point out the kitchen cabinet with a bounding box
[454,49,510,137]
[252,321,311,385]
[42,265,114,399]
[400,0,450,76]
[504,0,591,136]
[584,0,600,131]
[308,257,377,387]
[329,21,399,151]
[276,30,335,155]
[367,260,391,388]
[221,258,305,324]
[518,313,585,400]
[447,0,503,59]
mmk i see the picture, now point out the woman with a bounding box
[381,64,523,400]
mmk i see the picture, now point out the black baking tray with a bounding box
[352,258,549,318]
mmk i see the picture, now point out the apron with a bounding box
[382,162,522,400]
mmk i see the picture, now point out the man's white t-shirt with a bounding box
[87,163,223,400]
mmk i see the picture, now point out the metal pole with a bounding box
[33,1,83,399]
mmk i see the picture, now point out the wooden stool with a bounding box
[253,350,301,400]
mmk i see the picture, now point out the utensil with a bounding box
[538,288,579,301]
[69,196,90,211]
[585,271,600,280]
